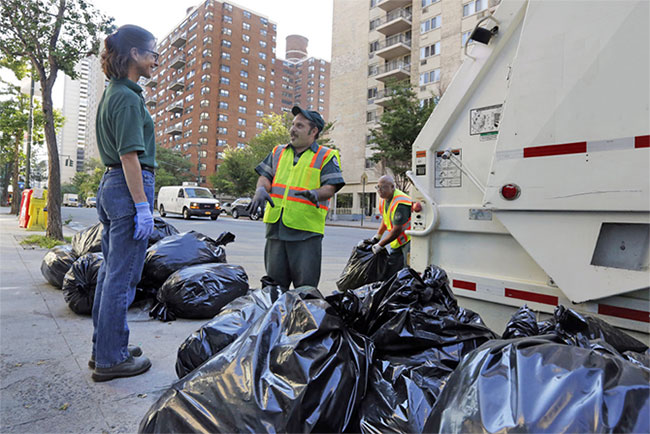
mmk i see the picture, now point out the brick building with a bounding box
[143,0,331,186]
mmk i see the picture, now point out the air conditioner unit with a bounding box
[421,59,427,66]
[420,86,427,91]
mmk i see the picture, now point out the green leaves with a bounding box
[155,145,193,192]
[369,79,435,190]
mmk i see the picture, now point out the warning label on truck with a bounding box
[435,149,462,188]
[470,104,502,136]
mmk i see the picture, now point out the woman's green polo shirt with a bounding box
[95,78,157,168]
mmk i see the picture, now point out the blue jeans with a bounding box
[92,168,154,368]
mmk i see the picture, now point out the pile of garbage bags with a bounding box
[140,264,649,434]
[336,239,403,291]
[40,244,78,288]
[149,263,249,322]
[61,252,104,315]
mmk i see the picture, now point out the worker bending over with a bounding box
[366,175,412,266]
[249,106,344,289]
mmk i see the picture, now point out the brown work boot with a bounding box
[88,345,143,369]
[92,355,151,382]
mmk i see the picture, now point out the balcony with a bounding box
[143,78,158,88]
[369,62,411,82]
[171,32,187,48]
[376,8,412,35]
[144,97,157,108]
[376,0,411,12]
[165,123,182,135]
[166,100,184,113]
[167,79,184,92]
[374,88,399,106]
[169,55,186,69]
[375,34,411,59]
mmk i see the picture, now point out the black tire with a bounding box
[159,205,166,217]
[250,212,260,221]
[210,214,218,220]
[232,209,239,219]
[182,207,191,220]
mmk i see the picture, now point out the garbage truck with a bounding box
[407,0,649,333]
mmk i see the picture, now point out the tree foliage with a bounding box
[0,0,114,239]
[370,80,435,190]
[209,112,337,197]
[155,145,194,192]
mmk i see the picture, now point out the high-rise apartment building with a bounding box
[330,0,499,215]
[144,1,331,185]
[57,55,105,183]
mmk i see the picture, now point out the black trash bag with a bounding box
[147,217,179,247]
[140,287,373,434]
[40,244,78,288]
[423,336,650,433]
[336,240,403,291]
[142,231,234,288]
[62,252,103,315]
[149,263,249,322]
[502,304,539,339]
[343,266,497,434]
[175,283,281,378]
[71,222,103,256]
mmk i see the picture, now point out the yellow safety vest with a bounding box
[263,144,338,234]
[380,188,412,249]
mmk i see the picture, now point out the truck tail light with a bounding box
[501,184,520,200]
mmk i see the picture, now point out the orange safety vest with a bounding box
[380,188,412,249]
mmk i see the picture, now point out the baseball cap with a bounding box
[291,106,325,132]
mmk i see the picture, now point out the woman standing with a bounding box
[91,25,158,382]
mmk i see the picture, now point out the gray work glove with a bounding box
[371,243,385,255]
[295,189,319,206]
[248,186,274,215]
[357,234,381,248]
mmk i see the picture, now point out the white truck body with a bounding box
[408,0,649,332]
[62,194,79,207]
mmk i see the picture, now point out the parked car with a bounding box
[157,185,221,220]
[85,197,97,208]
[230,197,264,220]
[63,193,79,207]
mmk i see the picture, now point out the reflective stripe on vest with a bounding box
[380,189,412,249]
[263,144,338,234]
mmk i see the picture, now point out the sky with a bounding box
[91,0,334,61]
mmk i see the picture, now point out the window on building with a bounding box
[243,22,251,30]
[256,98,264,105]
[240,81,248,89]
[219,89,229,97]
[202,48,212,57]
[258,75,265,82]
[420,41,440,58]
[204,11,213,20]
[241,57,249,65]
[238,130,246,138]
[222,27,231,35]
[204,23,213,32]
[185,94,195,102]
[462,30,472,46]
[256,110,263,117]
[199,125,208,133]
[184,118,193,126]
[221,64,230,72]
[243,10,251,18]
[242,34,250,42]
[257,86,264,94]
[238,118,246,126]
[259,63,266,71]
[369,40,380,53]
[260,41,267,48]
[184,105,194,114]
[239,94,248,101]
[419,68,441,85]
[260,17,268,26]
[256,121,263,129]
[224,3,232,11]
[221,51,231,60]
[242,46,250,54]
[221,39,231,47]
[218,114,228,121]
[220,77,230,84]
[463,0,487,17]
[202,61,211,70]
[218,127,228,134]
[421,15,442,33]
[200,112,210,120]
[240,70,249,77]
[218,139,227,146]
[223,15,232,23]
[238,106,247,113]
[201,86,210,94]
[260,29,267,36]
[259,52,267,60]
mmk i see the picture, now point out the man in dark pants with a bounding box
[249,106,344,289]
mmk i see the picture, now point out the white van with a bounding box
[157,185,221,220]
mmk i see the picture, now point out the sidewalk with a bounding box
[0,210,210,433]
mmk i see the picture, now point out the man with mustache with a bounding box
[249,107,344,290]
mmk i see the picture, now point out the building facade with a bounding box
[330,0,500,215]
[142,1,331,186]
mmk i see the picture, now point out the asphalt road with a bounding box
[61,206,375,295]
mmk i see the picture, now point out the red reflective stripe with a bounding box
[635,135,650,149]
[272,183,287,188]
[453,280,476,291]
[523,141,587,158]
[270,194,284,199]
[319,149,332,169]
[288,186,308,191]
[598,304,649,323]
[389,198,411,214]
[505,288,558,306]
[286,196,328,210]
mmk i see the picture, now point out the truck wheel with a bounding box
[210,214,218,220]
[159,205,166,217]
[183,207,191,220]
[232,209,239,219]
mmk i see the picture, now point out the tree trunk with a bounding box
[10,134,22,215]
[40,82,63,240]
[1,163,11,206]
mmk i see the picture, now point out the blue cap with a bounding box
[291,106,325,132]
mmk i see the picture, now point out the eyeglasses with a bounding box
[375,185,390,191]
[140,48,159,62]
